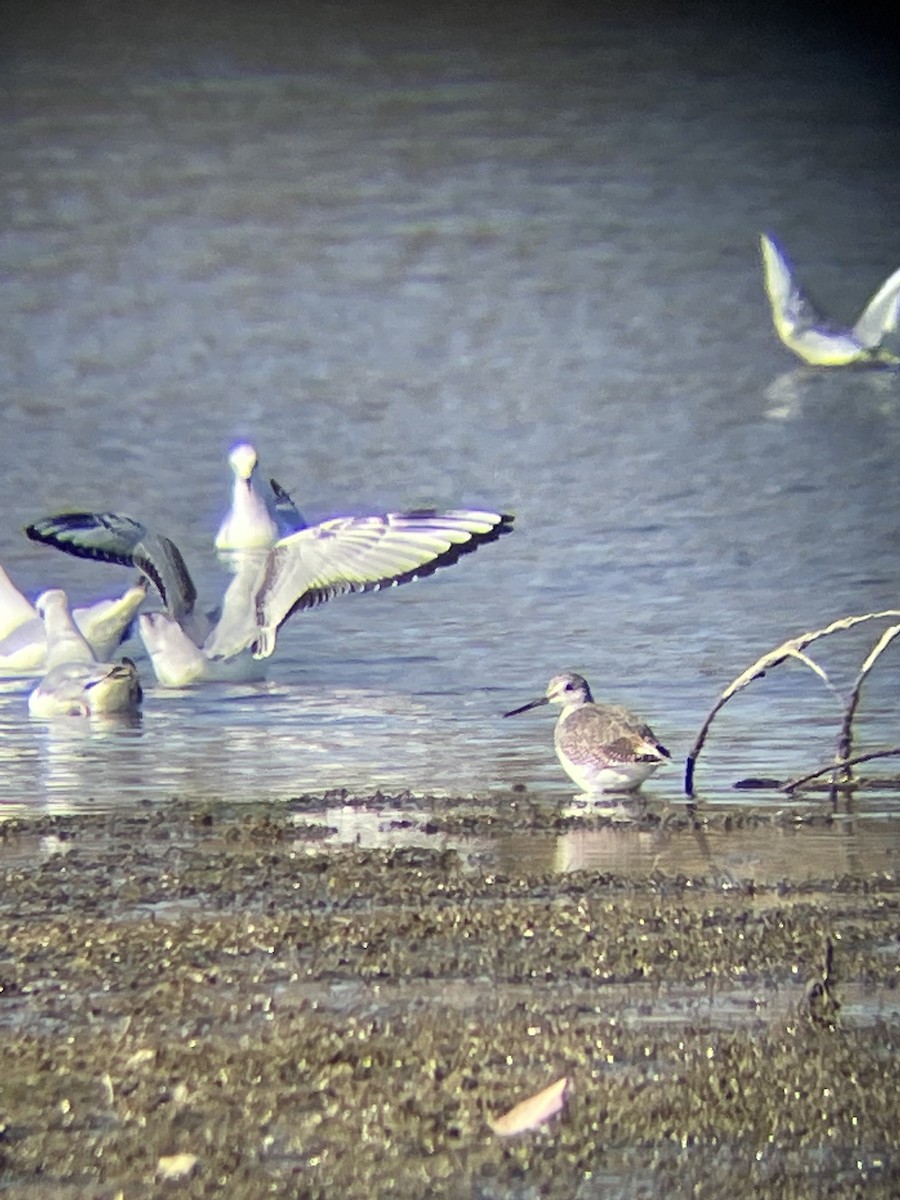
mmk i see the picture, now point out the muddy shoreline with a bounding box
[1,795,898,1198]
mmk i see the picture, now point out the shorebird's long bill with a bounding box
[503,696,550,718]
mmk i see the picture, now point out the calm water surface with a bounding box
[3,3,900,867]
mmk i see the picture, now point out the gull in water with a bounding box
[0,564,41,639]
[24,512,234,686]
[215,442,305,554]
[760,232,900,366]
[27,589,143,717]
[137,610,266,687]
[27,505,514,670]
[504,671,670,795]
[0,569,146,677]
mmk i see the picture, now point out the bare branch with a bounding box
[836,623,900,769]
[684,609,900,797]
[782,747,900,794]
[784,648,836,693]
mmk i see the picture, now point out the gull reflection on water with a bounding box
[29,712,146,811]
[763,365,900,422]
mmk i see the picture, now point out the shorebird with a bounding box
[760,232,900,366]
[215,442,305,554]
[27,590,142,717]
[504,671,670,795]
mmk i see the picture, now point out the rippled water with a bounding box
[3,3,900,859]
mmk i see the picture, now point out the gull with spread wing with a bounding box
[760,232,900,366]
[27,505,514,679]
[205,508,514,660]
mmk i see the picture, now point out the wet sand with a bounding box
[1,794,898,1198]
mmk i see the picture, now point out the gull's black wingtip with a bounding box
[23,510,146,570]
[24,513,95,544]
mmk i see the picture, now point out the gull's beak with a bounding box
[503,695,550,718]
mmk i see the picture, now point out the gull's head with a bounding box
[85,657,143,712]
[228,443,259,482]
[35,589,68,621]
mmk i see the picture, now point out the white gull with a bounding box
[27,506,514,672]
[0,564,40,639]
[204,508,515,660]
[760,232,900,366]
[27,589,143,718]
[215,442,305,554]
[0,567,146,677]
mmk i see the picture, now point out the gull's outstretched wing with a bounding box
[853,265,900,348]
[25,511,197,621]
[25,511,147,566]
[759,232,823,341]
[205,508,514,660]
[760,232,900,365]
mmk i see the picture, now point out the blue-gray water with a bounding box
[2,1,900,844]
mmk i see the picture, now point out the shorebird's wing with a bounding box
[25,511,197,621]
[205,509,514,660]
[564,705,670,766]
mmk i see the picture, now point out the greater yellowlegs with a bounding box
[215,442,305,553]
[504,671,670,795]
[760,232,900,366]
[27,590,142,717]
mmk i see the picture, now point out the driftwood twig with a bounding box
[782,747,900,794]
[835,623,900,770]
[684,609,900,796]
